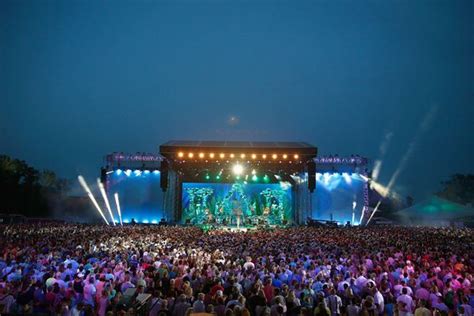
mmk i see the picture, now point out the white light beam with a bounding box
[97,179,116,226]
[78,176,109,225]
[114,193,123,226]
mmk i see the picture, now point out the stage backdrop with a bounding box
[311,173,365,225]
[182,181,293,226]
[107,170,165,223]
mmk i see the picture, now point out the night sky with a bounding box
[1,0,472,201]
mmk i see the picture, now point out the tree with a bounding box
[436,174,474,206]
[0,155,69,217]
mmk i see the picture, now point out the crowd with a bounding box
[0,223,472,316]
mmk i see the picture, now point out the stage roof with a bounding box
[161,140,315,149]
[160,140,317,159]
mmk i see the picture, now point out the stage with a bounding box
[102,141,370,226]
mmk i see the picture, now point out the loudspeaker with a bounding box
[100,167,107,186]
[307,160,316,193]
[160,159,169,192]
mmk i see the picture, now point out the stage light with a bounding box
[114,193,123,226]
[230,153,235,158]
[316,173,322,181]
[134,170,141,176]
[232,164,244,175]
[240,153,246,159]
[209,153,215,158]
[123,219,130,224]
[151,219,158,224]
[283,154,288,159]
[125,169,132,176]
[219,153,225,159]
[97,179,116,226]
[78,176,109,225]
[205,174,210,180]
[142,219,149,224]
[252,175,258,181]
[272,154,277,160]
[343,172,352,184]
[178,152,184,158]
[251,169,256,175]
[116,169,122,175]
[144,170,150,175]
[188,153,194,158]
[199,153,205,158]
[216,175,221,180]
[263,174,269,183]
[251,154,257,159]
[153,170,160,174]
[323,173,331,185]
[294,154,299,159]
[262,154,267,159]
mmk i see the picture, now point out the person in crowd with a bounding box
[0,223,471,316]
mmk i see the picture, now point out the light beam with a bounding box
[78,175,109,225]
[114,193,123,226]
[97,179,116,226]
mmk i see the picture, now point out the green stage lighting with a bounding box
[216,175,221,180]
[205,174,210,180]
[252,175,258,181]
[263,174,269,183]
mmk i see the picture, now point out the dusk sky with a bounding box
[1,0,472,201]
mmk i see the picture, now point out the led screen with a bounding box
[182,182,293,226]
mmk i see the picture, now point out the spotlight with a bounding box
[343,172,352,184]
[125,169,132,176]
[114,193,123,226]
[134,170,141,176]
[219,153,225,159]
[205,174,210,180]
[294,154,299,159]
[78,176,109,225]
[272,154,277,160]
[252,175,258,181]
[323,173,331,184]
[251,169,256,175]
[209,153,215,158]
[153,170,160,174]
[240,153,246,159]
[144,170,150,175]
[151,219,158,224]
[232,164,244,175]
[199,153,205,158]
[116,169,122,175]
[97,179,116,226]
[230,153,235,158]
[142,219,149,224]
[283,154,288,159]
[178,152,184,158]
[188,153,194,158]
[251,154,257,159]
[216,175,221,180]
[262,154,267,159]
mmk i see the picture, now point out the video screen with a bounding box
[312,173,365,225]
[182,181,293,226]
